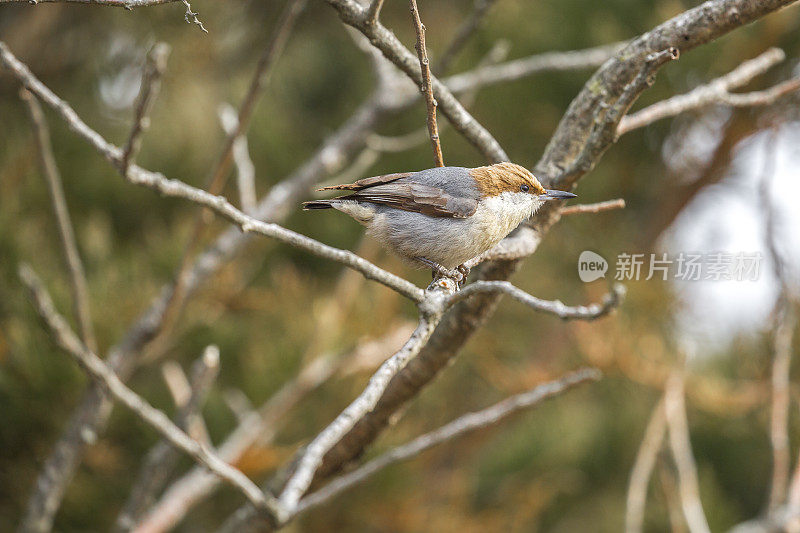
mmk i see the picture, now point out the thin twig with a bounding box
[181,0,207,33]
[295,368,601,513]
[618,48,797,135]
[114,347,219,532]
[665,369,711,533]
[449,281,625,320]
[409,0,444,167]
[18,264,287,526]
[120,43,170,177]
[365,0,383,24]
[444,41,624,93]
[625,398,667,533]
[19,89,98,355]
[218,103,257,214]
[561,198,625,216]
[759,128,797,513]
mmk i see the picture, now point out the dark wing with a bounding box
[320,173,477,218]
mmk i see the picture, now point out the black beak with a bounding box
[543,189,577,200]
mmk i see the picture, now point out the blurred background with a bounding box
[1,0,800,531]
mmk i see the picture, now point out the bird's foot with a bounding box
[456,264,470,287]
[416,257,465,286]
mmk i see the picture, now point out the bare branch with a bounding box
[409,0,444,166]
[444,42,624,93]
[665,370,711,533]
[325,0,509,162]
[161,361,192,409]
[19,89,97,355]
[619,48,798,135]
[0,41,425,302]
[114,347,219,532]
[295,368,601,514]
[18,264,287,526]
[120,43,170,177]
[561,198,625,216]
[181,0,206,33]
[759,129,797,512]
[218,103,257,214]
[365,0,383,25]
[720,78,800,106]
[625,398,667,533]
[448,281,625,320]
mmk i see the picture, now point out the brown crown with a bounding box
[469,162,546,198]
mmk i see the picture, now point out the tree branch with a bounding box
[665,369,710,533]
[444,41,624,93]
[120,43,169,176]
[625,398,667,533]
[561,198,625,216]
[409,0,444,167]
[759,129,797,513]
[114,347,219,532]
[218,103,257,214]
[18,264,287,527]
[19,89,97,355]
[618,48,799,134]
[295,368,601,514]
[448,281,625,320]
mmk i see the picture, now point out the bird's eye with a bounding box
[520,184,530,193]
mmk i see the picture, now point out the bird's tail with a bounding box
[302,200,335,210]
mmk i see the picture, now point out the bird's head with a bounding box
[469,162,576,218]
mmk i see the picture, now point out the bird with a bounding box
[303,162,576,281]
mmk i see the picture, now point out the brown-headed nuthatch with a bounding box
[303,162,576,279]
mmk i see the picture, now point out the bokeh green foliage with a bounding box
[1,0,799,531]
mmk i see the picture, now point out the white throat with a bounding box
[482,191,545,227]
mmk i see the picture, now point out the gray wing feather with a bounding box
[319,167,479,218]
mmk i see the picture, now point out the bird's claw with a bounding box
[417,257,467,287]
